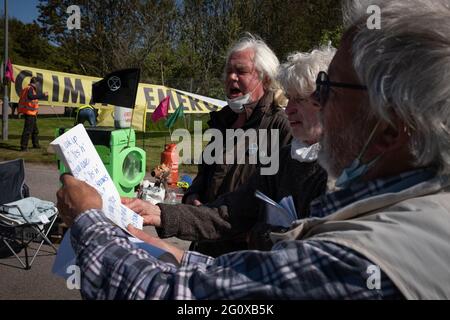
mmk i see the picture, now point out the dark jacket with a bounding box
[157,145,328,257]
[183,90,292,204]
[27,85,47,100]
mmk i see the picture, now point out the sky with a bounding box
[4,0,40,24]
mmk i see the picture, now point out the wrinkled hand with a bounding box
[184,193,202,206]
[127,225,184,263]
[56,174,102,227]
[121,197,161,227]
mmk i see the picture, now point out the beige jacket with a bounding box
[271,175,450,299]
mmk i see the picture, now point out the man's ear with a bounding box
[372,116,410,154]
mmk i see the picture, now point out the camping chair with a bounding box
[0,159,58,269]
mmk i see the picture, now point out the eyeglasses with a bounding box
[314,71,367,106]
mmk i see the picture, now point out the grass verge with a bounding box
[0,114,211,174]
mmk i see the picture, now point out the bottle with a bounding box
[161,143,179,187]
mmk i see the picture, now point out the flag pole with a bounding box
[127,106,135,148]
[50,105,63,127]
[142,129,146,154]
[183,110,188,131]
[142,103,148,153]
[2,0,9,140]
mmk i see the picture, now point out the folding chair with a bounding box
[0,159,58,269]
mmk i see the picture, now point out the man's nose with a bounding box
[228,72,238,81]
[285,103,296,115]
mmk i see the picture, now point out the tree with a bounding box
[170,0,241,97]
[172,0,343,97]
[233,0,343,60]
[0,17,68,71]
[37,0,178,76]
[33,0,344,98]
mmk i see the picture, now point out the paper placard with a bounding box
[50,124,143,231]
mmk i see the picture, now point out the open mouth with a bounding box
[289,121,302,127]
[228,88,242,98]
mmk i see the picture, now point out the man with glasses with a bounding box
[315,71,367,103]
[56,0,450,299]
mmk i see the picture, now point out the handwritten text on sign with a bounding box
[50,124,143,230]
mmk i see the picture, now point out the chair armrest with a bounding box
[0,204,32,225]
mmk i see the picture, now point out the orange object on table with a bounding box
[161,143,179,187]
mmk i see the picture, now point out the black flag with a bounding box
[92,68,140,109]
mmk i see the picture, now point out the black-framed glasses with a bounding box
[314,71,367,106]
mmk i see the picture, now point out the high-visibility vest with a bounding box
[75,104,95,123]
[18,85,39,116]
[77,104,94,112]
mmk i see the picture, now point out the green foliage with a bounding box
[2,0,344,98]
[319,25,344,48]
[0,17,69,71]
[0,116,74,163]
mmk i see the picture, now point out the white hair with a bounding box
[343,0,450,28]
[344,0,450,173]
[277,46,337,98]
[225,33,280,90]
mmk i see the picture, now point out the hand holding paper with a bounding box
[56,174,102,227]
[50,124,143,230]
[121,197,162,227]
[51,125,155,280]
[255,190,298,228]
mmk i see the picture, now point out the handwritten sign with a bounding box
[50,124,143,230]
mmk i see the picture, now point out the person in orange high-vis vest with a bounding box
[18,77,48,151]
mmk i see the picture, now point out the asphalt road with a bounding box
[0,162,190,300]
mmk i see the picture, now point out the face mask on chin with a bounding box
[226,93,251,113]
[335,121,383,189]
[226,81,262,114]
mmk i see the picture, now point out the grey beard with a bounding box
[318,121,370,179]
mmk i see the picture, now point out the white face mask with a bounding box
[226,81,262,113]
[226,93,251,113]
[290,138,321,163]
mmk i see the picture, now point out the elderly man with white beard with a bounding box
[56,0,450,299]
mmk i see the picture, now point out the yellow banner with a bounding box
[11,64,223,114]
[96,104,148,131]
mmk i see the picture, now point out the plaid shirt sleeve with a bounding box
[70,209,402,300]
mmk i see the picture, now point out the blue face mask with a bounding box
[335,155,383,189]
[335,122,383,189]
